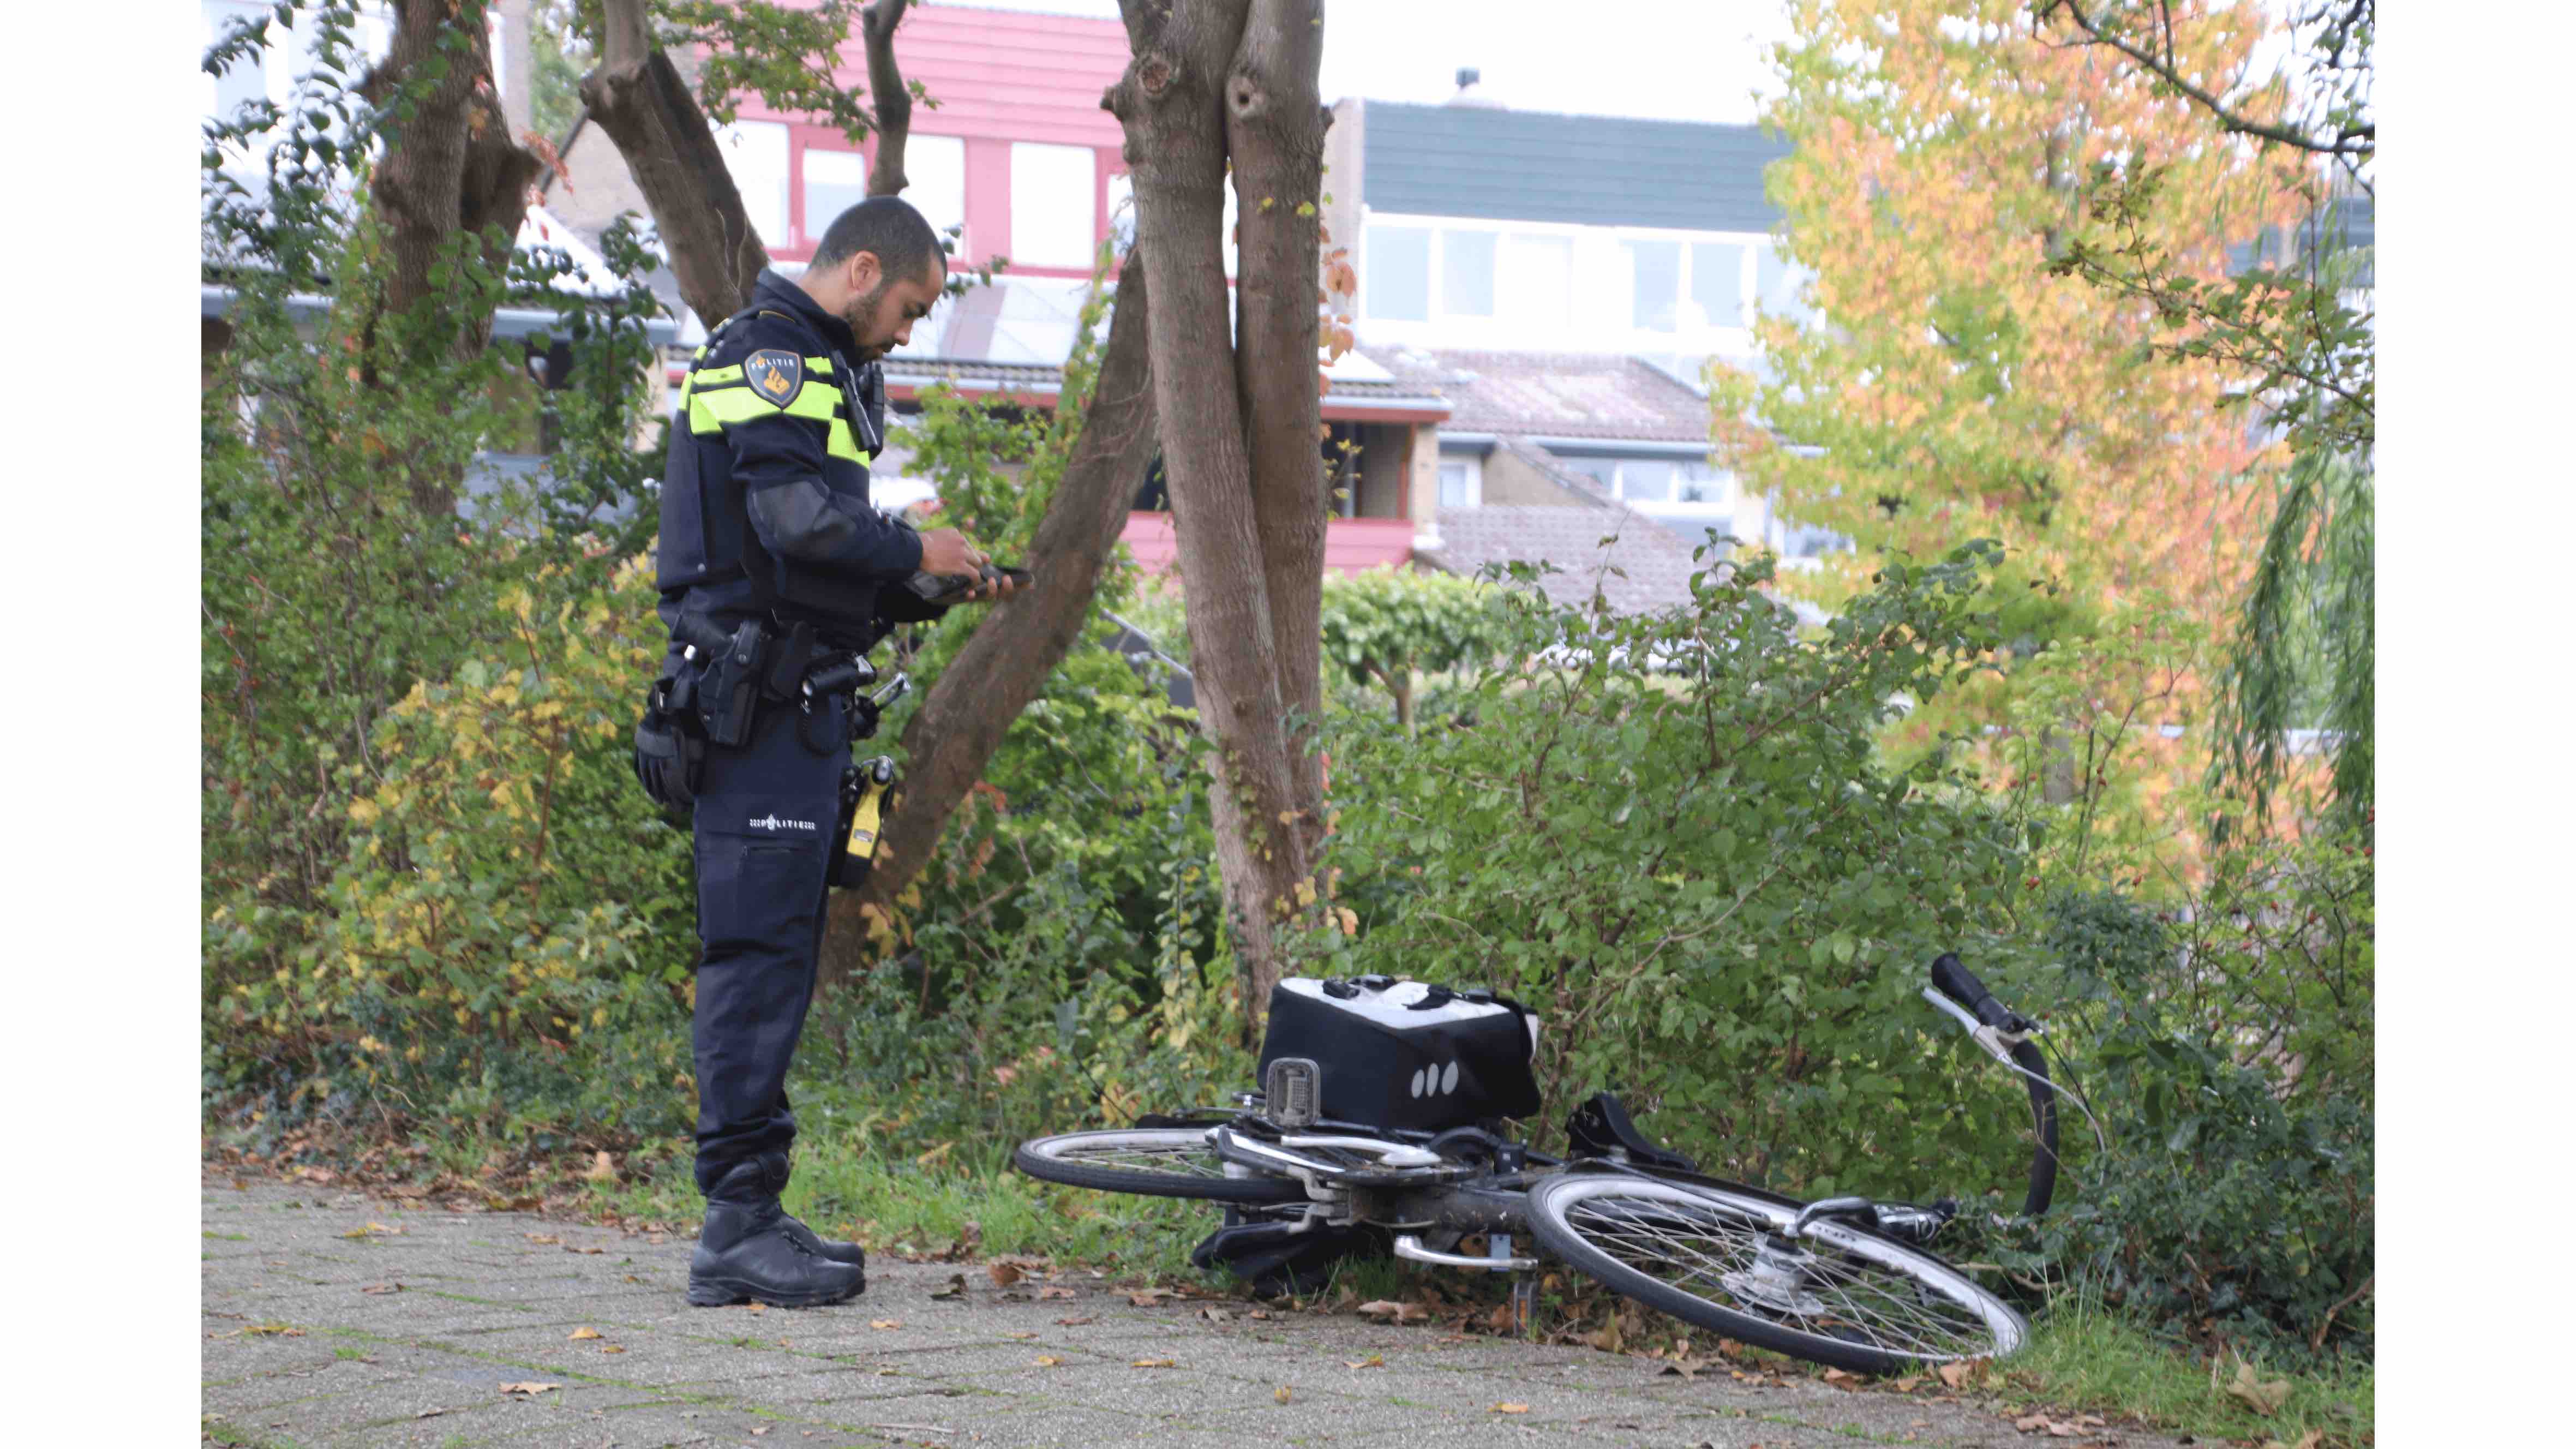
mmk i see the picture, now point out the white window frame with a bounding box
[1010,141,1099,270]
[1353,209,1780,354]
[1436,454,1483,510]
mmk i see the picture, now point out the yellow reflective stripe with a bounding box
[694,364,744,385]
[686,378,850,435]
[826,418,864,463]
[804,355,835,376]
[782,380,841,422]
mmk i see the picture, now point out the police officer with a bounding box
[645,196,1008,1309]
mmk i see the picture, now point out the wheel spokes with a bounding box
[1559,1185,2006,1361]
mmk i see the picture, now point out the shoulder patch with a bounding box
[744,350,804,407]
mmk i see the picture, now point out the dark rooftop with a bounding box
[1361,101,1790,234]
[1370,348,1715,442]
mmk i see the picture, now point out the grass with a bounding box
[2007,1294,2373,1447]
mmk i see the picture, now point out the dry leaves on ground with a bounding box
[1344,1355,1385,1369]
[1034,1356,1063,1367]
[1131,1358,1176,1369]
[1938,1358,1988,1390]
[1275,1386,1292,1404]
[1055,1315,1096,1327]
[2261,1432,2326,1449]
[930,1273,967,1301]
[1356,1300,1431,1324]
[498,1382,560,1397]
[2013,1411,2111,1437]
[568,1327,601,1340]
[868,1319,903,1331]
[1491,1402,1530,1414]
[1038,1285,1077,1301]
[360,1282,402,1296]
[2224,1357,2292,1416]
[583,1151,619,1183]
[342,1222,402,1239]
[1127,1288,1177,1307]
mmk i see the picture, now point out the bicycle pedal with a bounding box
[1263,1057,1320,1129]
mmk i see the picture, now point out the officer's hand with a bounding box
[917,528,986,578]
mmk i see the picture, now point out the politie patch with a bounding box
[744,349,803,406]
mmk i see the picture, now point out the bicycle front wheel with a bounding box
[1527,1173,2024,1374]
[1014,1128,1308,1205]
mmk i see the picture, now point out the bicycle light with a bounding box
[1263,1057,1321,1128]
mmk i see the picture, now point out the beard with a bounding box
[841,276,896,360]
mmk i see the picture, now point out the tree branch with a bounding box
[2037,0,2373,160]
[861,0,914,197]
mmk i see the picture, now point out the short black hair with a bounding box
[810,196,945,286]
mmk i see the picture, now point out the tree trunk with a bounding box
[361,1,541,514]
[1107,0,1325,1020]
[820,252,1161,978]
[1224,0,1331,859]
[861,1,915,198]
[580,0,767,329]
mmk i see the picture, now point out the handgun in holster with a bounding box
[829,755,898,889]
[676,614,770,747]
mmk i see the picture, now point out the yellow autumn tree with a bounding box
[1712,0,2317,874]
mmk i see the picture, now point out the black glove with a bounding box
[632,682,702,822]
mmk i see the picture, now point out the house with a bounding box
[1320,81,1851,607]
[540,1,1452,571]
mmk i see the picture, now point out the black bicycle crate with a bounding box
[1257,977,1542,1133]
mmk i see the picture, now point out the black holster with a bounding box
[632,674,704,821]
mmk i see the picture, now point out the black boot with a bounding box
[687,1157,864,1308]
[778,1211,867,1274]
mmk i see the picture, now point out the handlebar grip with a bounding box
[1930,952,2022,1031]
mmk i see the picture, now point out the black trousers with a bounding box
[689,692,847,1195]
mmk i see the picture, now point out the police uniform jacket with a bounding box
[656,270,925,649]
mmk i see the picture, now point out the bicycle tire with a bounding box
[1527,1172,2025,1374]
[1014,1128,1308,1205]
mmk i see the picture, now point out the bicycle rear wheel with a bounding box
[1527,1172,2023,1374]
[1014,1128,1308,1205]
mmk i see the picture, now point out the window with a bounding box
[1628,240,1681,332]
[1499,234,1570,330]
[1105,170,1135,252]
[1368,225,1431,322]
[1555,456,1618,491]
[1756,244,1817,325]
[1437,458,1481,509]
[205,2,270,120]
[905,135,968,247]
[715,121,792,249]
[1011,141,1097,268]
[1691,242,1747,328]
[1674,460,1731,506]
[1442,231,1496,318]
[1620,459,1675,502]
[802,149,867,244]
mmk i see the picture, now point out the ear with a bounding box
[848,250,883,295]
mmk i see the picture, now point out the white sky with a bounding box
[940,0,1797,125]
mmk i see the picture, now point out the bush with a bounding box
[1319,566,1513,727]
[1293,543,2055,1201]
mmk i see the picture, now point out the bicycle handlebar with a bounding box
[1931,952,2029,1033]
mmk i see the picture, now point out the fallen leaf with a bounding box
[1824,1368,1854,1384]
[243,1324,304,1338]
[565,1244,603,1255]
[342,1222,401,1240]
[868,1319,903,1330]
[1038,1285,1077,1301]
[415,1409,448,1420]
[931,1273,967,1301]
[360,1283,402,1296]
[1938,1359,1985,1390]
[598,1345,625,1354]
[1034,1356,1063,1366]
[1128,1289,1175,1307]
[1055,1314,1097,1326]
[1491,1402,1530,1414]
[1004,1331,1038,1340]
[2224,1357,2291,1416]
[524,1234,560,1245]
[1131,1358,1176,1368]
[750,1429,770,1438]
[989,1262,1023,1289]
[568,1327,602,1341]
[1199,1307,1232,1324]
[584,1151,619,1183]
[2017,1415,2054,1432]
[1275,1385,1293,1404]
[1356,1300,1428,1324]
[1344,1355,1384,1369]
[1658,1361,1699,1381]
[1248,1309,1273,1321]
[498,1381,561,1396]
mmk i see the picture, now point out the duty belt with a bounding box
[672,612,908,751]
